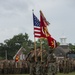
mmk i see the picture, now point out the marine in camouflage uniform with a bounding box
[0,61,3,74]
[17,60,22,74]
[42,49,48,75]
[27,48,36,75]
[59,60,63,73]
[8,60,15,74]
[63,57,69,74]
[3,60,9,74]
[47,49,56,75]
[36,47,42,75]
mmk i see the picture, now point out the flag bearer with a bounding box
[27,48,36,75]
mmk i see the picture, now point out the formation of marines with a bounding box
[58,56,75,73]
[26,47,75,75]
[0,59,29,74]
[26,47,57,75]
[0,47,75,74]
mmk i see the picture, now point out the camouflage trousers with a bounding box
[36,62,47,75]
[36,63,41,75]
[30,63,36,75]
[48,63,56,75]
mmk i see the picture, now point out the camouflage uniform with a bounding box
[3,60,9,74]
[17,60,22,74]
[8,60,15,74]
[36,47,41,75]
[27,49,36,75]
[22,60,28,74]
[47,50,56,75]
[0,61,3,74]
[42,50,48,75]
[59,60,63,73]
[63,57,69,74]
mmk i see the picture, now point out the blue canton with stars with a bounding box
[33,14,40,27]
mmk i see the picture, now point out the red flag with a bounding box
[40,10,50,26]
[47,36,57,48]
[40,10,50,38]
[40,10,57,48]
[15,55,19,62]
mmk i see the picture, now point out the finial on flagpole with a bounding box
[32,9,34,13]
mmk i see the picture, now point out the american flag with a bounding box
[33,13,41,38]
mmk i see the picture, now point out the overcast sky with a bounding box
[0,0,75,44]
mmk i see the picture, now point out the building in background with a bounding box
[13,47,26,60]
[54,36,71,59]
[60,36,67,45]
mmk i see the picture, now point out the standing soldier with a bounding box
[3,60,9,74]
[26,48,36,75]
[0,61,3,74]
[63,56,70,74]
[42,49,48,75]
[9,60,15,74]
[36,47,42,75]
[59,60,63,73]
[70,58,74,72]
[17,60,22,74]
[47,49,56,75]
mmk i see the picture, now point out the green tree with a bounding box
[0,33,33,59]
[36,38,50,50]
[68,43,75,51]
[0,43,6,59]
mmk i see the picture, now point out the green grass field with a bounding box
[58,72,75,75]
[4,72,75,75]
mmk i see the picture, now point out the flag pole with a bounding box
[32,9,37,62]
[40,38,43,62]
[40,10,43,62]
[34,37,37,62]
